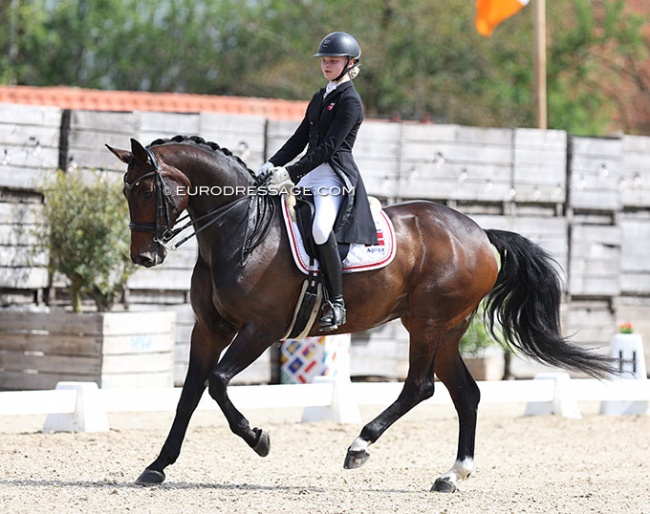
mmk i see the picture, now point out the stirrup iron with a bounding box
[319,297,346,331]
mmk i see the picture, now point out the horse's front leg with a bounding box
[207,327,277,456]
[136,320,232,486]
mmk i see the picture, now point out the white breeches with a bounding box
[296,164,344,245]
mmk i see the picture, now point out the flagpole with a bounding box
[533,0,547,129]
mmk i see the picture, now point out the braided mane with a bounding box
[148,135,257,181]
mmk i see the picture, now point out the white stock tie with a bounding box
[324,82,337,97]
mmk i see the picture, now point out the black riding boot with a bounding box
[316,232,346,331]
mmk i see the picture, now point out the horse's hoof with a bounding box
[431,478,457,493]
[135,469,165,486]
[343,449,370,469]
[252,428,270,457]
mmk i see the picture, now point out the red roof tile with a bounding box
[0,85,307,121]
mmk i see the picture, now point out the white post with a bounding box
[43,382,109,433]
[600,333,648,415]
[524,372,581,419]
[301,374,362,424]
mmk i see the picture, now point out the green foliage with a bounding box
[460,312,499,357]
[3,0,649,135]
[37,170,135,312]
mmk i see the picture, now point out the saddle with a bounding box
[281,192,396,340]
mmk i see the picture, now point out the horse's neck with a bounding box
[173,152,258,263]
[178,154,254,215]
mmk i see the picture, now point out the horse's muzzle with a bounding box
[132,247,167,268]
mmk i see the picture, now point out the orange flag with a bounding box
[475,0,530,37]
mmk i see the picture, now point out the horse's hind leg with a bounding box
[136,319,231,485]
[430,340,481,493]
[344,317,437,470]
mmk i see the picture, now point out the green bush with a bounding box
[37,169,135,312]
[460,313,497,357]
[459,305,509,357]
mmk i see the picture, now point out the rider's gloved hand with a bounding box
[256,161,274,177]
[267,166,293,190]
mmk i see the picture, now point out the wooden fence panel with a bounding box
[137,111,200,144]
[619,214,650,295]
[398,124,513,202]
[0,103,60,194]
[621,135,650,209]
[67,110,138,172]
[199,113,266,170]
[265,119,302,162]
[355,121,401,200]
[568,136,622,212]
[569,224,621,297]
[513,128,566,204]
[0,200,48,291]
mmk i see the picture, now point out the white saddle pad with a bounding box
[281,195,396,275]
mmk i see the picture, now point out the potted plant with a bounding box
[0,169,176,391]
[39,169,136,312]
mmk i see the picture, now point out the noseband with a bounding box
[123,146,178,244]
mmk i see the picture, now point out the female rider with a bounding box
[259,31,377,331]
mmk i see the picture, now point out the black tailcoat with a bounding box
[269,81,378,245]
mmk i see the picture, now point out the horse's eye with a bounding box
[142,190,154,199]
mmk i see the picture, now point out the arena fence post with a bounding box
[42,382,109,433]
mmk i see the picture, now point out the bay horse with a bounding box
[107,135,615,493]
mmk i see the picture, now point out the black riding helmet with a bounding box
[314,32,361,82]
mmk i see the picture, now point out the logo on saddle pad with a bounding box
[281,195,396,274]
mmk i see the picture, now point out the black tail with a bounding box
[484,229,616,379]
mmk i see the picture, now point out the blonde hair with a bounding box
[349,64,360,80]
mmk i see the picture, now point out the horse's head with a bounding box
[106,138,190,267]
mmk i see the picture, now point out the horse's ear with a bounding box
[130,138,151,166]
[105,144,131,164]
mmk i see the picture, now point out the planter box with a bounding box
[0,310,175,390]
[463,352,505,381]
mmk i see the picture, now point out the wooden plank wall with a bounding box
[398,124,514,203]
[0,310,175,391]
[513,128,567,205]
[3,106,650,382]
[620,135,650,296]
[0,310,102,390]
[0,103,61,303]
[356,121,402,201]
[0,103,61,190]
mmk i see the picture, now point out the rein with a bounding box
[124,144,274,262]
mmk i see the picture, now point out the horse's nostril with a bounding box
[135,254,155,268]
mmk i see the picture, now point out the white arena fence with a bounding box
[0,373,648,432]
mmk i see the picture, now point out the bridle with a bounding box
[123,146,178,245]
[123,145,273,257]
